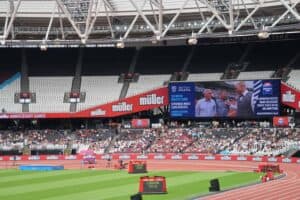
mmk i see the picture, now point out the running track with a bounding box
[201,162,300,200]
[1,159,299,199]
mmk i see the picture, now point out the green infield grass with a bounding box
[0,169,261,200]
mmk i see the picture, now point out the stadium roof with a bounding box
[0,0,300,47]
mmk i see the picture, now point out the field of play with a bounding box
[0,169,262,200]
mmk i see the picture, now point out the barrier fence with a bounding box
[0,154,299,164]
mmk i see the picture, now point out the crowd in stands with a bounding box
[110,129,155,153]
[228,128,300,156]
[0,125,300,156]
[0,129,113,154]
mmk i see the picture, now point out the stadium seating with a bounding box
[237,71,274,80]
[29,77,73,112]
[0,76,22,113]
[187,73,222,81]
[286,70,300,88]
[78,76,122,110]
[126,75,170,97]
[1,127,299,156]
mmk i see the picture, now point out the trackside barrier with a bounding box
[0,154,299,164]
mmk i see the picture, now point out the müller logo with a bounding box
[112,102,133,112]
[90,109,106,116]
[139,94,164,105]
[282,90,295,102]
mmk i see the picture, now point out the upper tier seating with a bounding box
[187,73,222,81]
[126,75,170,97]
[29,77,72,112]
[286,70,300,89]
[237,71,274,80]
[78,76,122,110]
[0,77,22,113]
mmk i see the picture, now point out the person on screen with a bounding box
[216,90,230,117]
[235,81,254,117]
[195,89,217,117]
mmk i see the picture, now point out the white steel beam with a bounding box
[85,0,102,40]
[123,0,148,39]
[129,0,157,34]
[104,2,115,39]
[44,4,57,42]
[161,0,191,37]
[235,3,261,31]
[280,0,300,20]
[2,0,21,40]
[271,0,300,28]
[158,0,163,34]
[198,0,231,30]
[198,14,216,34]
[84,0,95,37]
[55,0,84,39]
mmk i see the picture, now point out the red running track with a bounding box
[201,162,300,200]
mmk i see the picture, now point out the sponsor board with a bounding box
[0,87,169,119]
[0,114,9,119]
[268,157,277,162]
[187,155,199,160]
[28,156,40,160]
[119,154,130,160]
[204,155,215,160]
[136,155,148,159]
[252,157,262,162]
[188,155,199,160]
[0,157,3,161]
[139,94,164,105]
[90,109,106,116]
[65,155,77,160]
[46,155,59,160]
[101,154,112,160]
[237,156,247,161]
[282,158,291,163]
[171,154,183,160]
[154,154,166,160]
[221,156,231,161]
[297,159,300,164]
[9,156,21,161]
[282,90,295,103]
[112,102,133,112]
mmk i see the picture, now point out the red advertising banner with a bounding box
[0,154,300,164]
[131,119,150,128]
[78,87,168,118]
[0,87,168,119]
[273,116,290,127]
[281,82,300,110]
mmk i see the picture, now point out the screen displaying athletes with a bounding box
[169,80,280,118]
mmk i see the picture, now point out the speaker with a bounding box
[130,193,142,200]
[209,179,220,192]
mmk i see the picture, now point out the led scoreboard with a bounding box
[169,79,280,118]
[139,176,167,194]
[128,160,147,173]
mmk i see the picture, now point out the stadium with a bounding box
[0,0,300,199]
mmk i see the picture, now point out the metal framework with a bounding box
[0,0,300,46]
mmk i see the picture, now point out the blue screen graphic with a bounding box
[169,80,280,118]
[169,82,195,118]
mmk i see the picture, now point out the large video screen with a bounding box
[169,79,280,118]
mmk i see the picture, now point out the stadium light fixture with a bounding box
[81,38,87,44]
[187,33,198,45]
[258,26,270,39]
[40,40,47,51]
[116,38,125,48]
[154,30,161,41]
